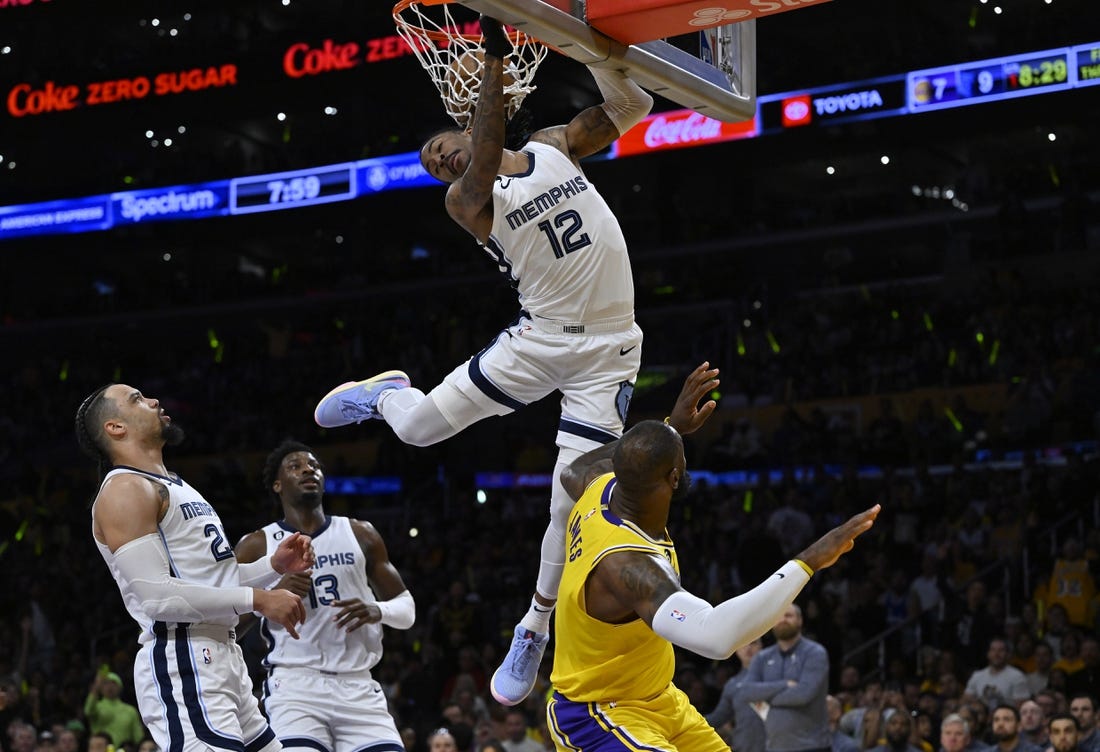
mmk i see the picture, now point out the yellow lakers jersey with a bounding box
[551,473,679,703]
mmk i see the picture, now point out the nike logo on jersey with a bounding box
[776,572,786,579]
[497,177,513,189]
[619,345,637,356]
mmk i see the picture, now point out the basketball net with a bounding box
[393,0,549,129]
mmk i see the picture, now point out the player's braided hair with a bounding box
[262,439,317,515]
[504,105,534,151]
[420,104,534,157]
[74,384,116,481]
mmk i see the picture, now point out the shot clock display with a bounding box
[229,164,356,215]
[908,47,1073,112]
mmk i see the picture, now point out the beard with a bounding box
[162,421,185,447]
[671,471,693,503]
[297,489,323,507]
[887,732,909,748]
[773,622,800,641]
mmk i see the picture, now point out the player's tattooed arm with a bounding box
[531,105,619,165]
[448,54,506,242]
[563,105,621,160]
[588,550,682,625]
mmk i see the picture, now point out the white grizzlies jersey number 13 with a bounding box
[485,141,634,325]
[259,516,383,675]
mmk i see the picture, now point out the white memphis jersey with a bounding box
[260,516,384,674]
[485,140,634,324]
[93,467,242,643]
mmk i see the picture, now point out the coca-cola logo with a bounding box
[284,40,361,78]
[617,108,757,156]
[643,111,722,148]
[6,65,237,118]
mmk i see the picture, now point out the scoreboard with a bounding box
[907,43,1097,112]
[3,39,1098,241]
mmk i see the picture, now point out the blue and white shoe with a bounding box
[313,370,410,428]
[490,625,548,706]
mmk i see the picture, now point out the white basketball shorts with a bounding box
[262,667,403,752]
[433,314,643,453]
[134,624,279,752]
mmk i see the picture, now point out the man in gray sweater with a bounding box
[740,604,831,752]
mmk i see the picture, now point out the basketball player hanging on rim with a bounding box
[313,15,653,706]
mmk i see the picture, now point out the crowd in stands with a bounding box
[2,160,1099,752]
[1,347,1097,752]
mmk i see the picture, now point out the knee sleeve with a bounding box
[380,388,456,447]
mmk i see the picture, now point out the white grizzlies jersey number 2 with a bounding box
[260,516,383,675]
[485,140,634,325]
[93,467,242,641]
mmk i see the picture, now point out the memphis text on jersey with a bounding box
[504,175,588,231]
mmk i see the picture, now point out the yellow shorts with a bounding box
[546,683,728,752]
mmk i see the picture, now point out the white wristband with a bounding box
[651,560,810,660]
[374,590,415,629]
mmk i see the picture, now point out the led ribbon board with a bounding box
[2,41,1096,242]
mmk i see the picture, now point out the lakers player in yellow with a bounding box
[547,363,880,751]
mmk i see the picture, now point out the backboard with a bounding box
[457,0,758,122]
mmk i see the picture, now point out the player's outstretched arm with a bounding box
[533,66,653,162]
[560,362,719,501]
[667,362,719,435]
[589,506,880,661]
[447,15,509,242]
[794,504,880,572]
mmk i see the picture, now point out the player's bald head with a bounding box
[612,420,683,493]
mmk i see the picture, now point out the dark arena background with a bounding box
[1,0,1098,750]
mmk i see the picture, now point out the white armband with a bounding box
[113,534,253,622]
[238,556,280,589]
[375,590,415,629]
[651,561,811,660]
[589,66,653,135]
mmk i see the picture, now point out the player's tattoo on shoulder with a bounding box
[155,482,169,502]
[580,105,615,132]
[618,556,663,601]
[531,127,565,149]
